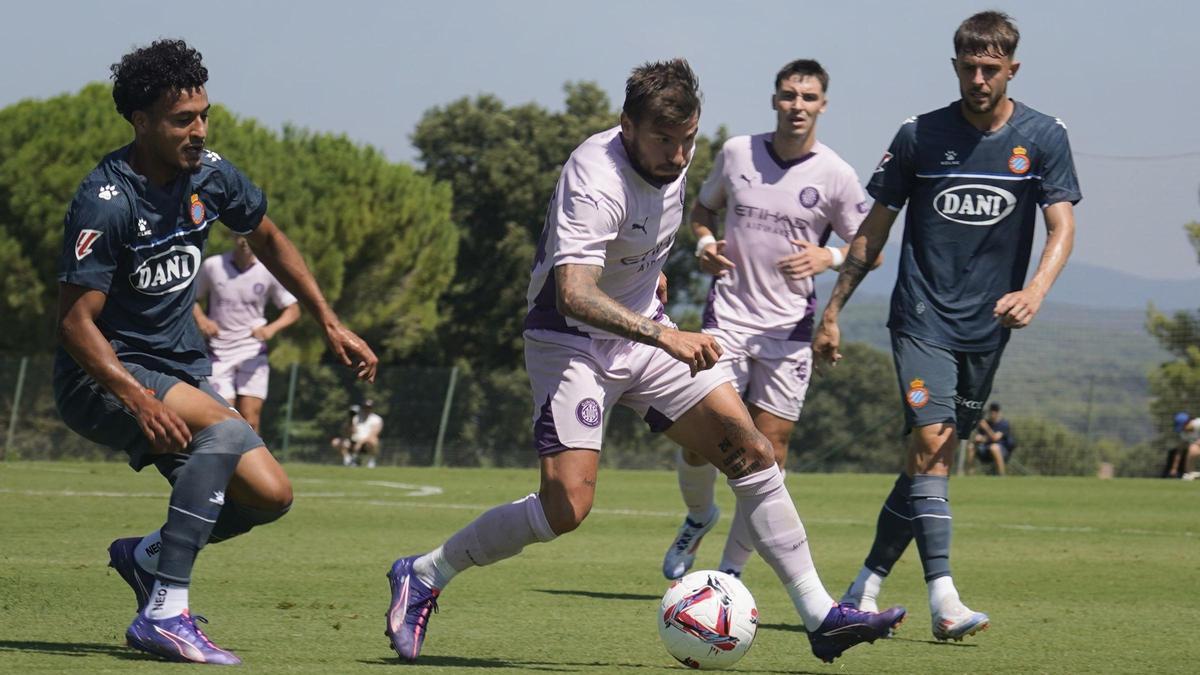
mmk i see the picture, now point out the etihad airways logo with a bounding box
[129,245,202,295]
[933,184,1016,226]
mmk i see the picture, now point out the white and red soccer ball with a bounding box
[658,570,758,670]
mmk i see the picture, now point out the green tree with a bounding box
[0,83,458,363]
[1146,222,1200,445]
[412,83,722,369]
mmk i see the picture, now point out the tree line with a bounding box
[1,83,1195,475]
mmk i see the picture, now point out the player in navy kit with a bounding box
[814,11,1080,641]
[54,40,377,664]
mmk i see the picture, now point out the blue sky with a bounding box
[4,0,1199,280]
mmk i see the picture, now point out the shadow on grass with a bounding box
[360,654,823,673]
[0,640,156,661]
[533,588,660,601]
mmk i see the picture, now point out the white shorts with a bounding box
[704,327,812,422]
[209,351,270,401]
[524,330,733,456]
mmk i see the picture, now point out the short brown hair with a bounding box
[774,59,829,93]
[954,11,1020,58]
[622,59,702,127]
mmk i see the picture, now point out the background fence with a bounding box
[1,301,1186,478]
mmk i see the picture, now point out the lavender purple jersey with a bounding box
[699,135,868,341]
[196,252,297,360]
[525,126,685,340]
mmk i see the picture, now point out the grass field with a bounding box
[1,461,1197,674]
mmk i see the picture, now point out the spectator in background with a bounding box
[968,403,1015,476]
[332,405,360,467]
[1164,411,1200,480]
[351,400,384,468]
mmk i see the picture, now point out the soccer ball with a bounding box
[658,570,758,670]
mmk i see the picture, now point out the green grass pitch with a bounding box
[1,461,1196,673]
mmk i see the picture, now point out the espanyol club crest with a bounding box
[906,378,930,409]
[1007,146,1031,175]
[74,229,103,261]
[189,193,206,225]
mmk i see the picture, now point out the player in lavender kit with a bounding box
[194,235,300,432]
[815,12,1080,641]
[663,59,877,581]
[384,59,904,665]
[53,40,377,664]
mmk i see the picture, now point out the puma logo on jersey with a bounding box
[630,219,648,233]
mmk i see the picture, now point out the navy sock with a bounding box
[909,474,952,582]
[155,420,249,585]
[863,473,914,576]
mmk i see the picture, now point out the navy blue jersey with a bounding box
[869,101,1081,351]
[57,145,267,377]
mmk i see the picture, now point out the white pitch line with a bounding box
[1,488,1193,538]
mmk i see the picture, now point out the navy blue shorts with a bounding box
[54,360,229,471]
[890,331,1006,439]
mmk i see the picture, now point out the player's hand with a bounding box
[658,328,723,377]
[993,288,1043,329]
[250,325,274,342]
[698,240,736,277]
[656,272,669,306]
[812,319,842,366]
[130,393,192,454]
[197,317,220,339]
[777,240,832,279]
[324,322,379,382]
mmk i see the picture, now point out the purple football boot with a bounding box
[806,603,907,663]
[385,556,441,662]
[125,610,242,665]
[108,537,155,613]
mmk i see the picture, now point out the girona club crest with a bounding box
[75,229,103,261]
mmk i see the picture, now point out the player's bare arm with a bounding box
[779,241,881,281]
[813,202,898,363]
[245,216,378,381]
[994,201,1075,329]
[692,204,735,277]
[192,302,219,339]
[251,303,301,342]
[57,283,191,452]
[555,263,721,376]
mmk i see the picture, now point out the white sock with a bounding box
[849,565,884,605]
[418,493,557,590]
[145,581,188,620]
[787,570,837,632]
[676,449,718,520]
[928,575,960,613]
[718,468,789,574]
[717,504,754,575]
[413,545,459,589]
[727,465,834,631]
[133,530,161,573]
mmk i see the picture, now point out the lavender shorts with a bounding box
[704,327,812,422]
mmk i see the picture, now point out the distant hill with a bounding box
[815,246,1198,311]
[825,294,1170,444]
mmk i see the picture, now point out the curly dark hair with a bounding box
[110,39,208,120]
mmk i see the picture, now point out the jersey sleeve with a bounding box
[828,164,870,243]
[550,159,625,267]
[1036,120,1082,207]
[866,119,918,210]
[57,182,130,293]
[269,274,299,309]
[209,154,268,234]
[697,142,729,211]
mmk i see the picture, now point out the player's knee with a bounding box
[540,485,593,535]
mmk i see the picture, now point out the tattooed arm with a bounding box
[555,264,722,376]
[812,202,899,364]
